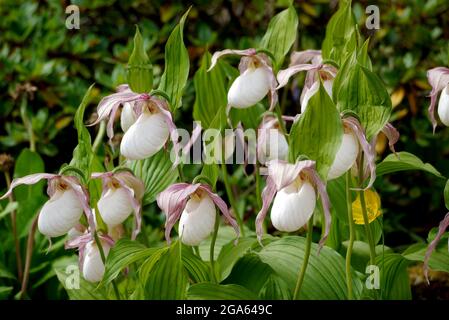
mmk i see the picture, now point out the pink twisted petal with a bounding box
[0,173,57,200]
[207,48,257,72]
[424,212,449,284]
[381,122,400,155]
[427,67,449,133]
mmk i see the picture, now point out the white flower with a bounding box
[178,193,216,246]
[120,107,169,160]
[327,131,359,180]
[97,187,133,227]
[38,188,83,238]
[259,128,289,164]
[270,179,316,232]
[227,66,271,108]
[82,241,110,283]
[437,85,449,126]
[120,102,137,132]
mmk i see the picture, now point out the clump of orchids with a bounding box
[1,169,144,283]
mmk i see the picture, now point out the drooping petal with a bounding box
[343,117,376,190]
[200,184,240,240]
[381,123,400,155]
[157,183,201,243]
[0,173,57,200]
[427,67,449,132]
[255,175,277,243]
[207,48,257,72]
[277,64,319,90]
[423,212,449,283]
[255,54,278,111]
[290,50,322,66]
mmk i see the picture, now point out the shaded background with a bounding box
[1,0,449,298]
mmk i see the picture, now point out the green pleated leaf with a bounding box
[259,274,292,300]
[336,64,391,140]
[101,239,158,287]
[217,237,258,280]
[70,84,95,176]
[129,149,178,205]
[376,152,444,178]
[257,236,363,300]
[13,148,46,238]
[187,283,258,300]
[193,51,227,129]
[229,103,265,129]
[181,245,211,283]
[199,226,241,261]
[260,6,298,69]
[158,8,190,110]
[321,0,360,65]
[54,256,110,300]
[127,26,153,93]
[403,243,449,274]
[144,241,188,299]
[289,82,343,179]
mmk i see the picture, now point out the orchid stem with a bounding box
[209,211,220,283]
[358,154,376,266]
[92,120,106,154]
[20,215,38,299]
[220,163,245,237]
[4,171,23,283]
[345,171,355,300]
[293,218,313,300]
[275,104,288,142]
[94,233,120,300]
[177,165,185,182]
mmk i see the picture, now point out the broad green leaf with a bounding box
[54,256,110,300]
[403,243,449,274]
[260,6,298,69]
[200,164,219,187]
[217,237,258,280]
[0,286,13,300]
[322,0,360,65]
[144,241,188,299]
[127,26,153,93]
[341,241,393,272]
[181,245,211,283]
[0,262,15,280]
[70,84,95,176]
[101,239,158,286]
[222,253,274,296]
[187,283,258,300]
[289,83,343,179]
[327,175,350,224]
[193,52,227,129]
[0,201,18,221]
[158,8,190,110]
[199,226,241,261]
[336,64,392,140]
[229,103,265,129]
[259,274,292,300]
[257,236,363,300]
[129,149,178,205]
[13,148,46,238]
[376,152,444,178]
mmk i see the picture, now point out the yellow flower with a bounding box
[352,189,382,225]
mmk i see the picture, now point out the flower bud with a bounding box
[38,187,84,238]
[227,66,271,108]
[82,240,110,283]
[127,27,153,93]
[120,102,137,132]
[438,85,449,126]
[178,193,216,246]
[270,179,316,232]
[327,131,359,180]
[120,106,169,160]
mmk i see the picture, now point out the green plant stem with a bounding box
[357,154,376,266]
[177,165,185,182]
[209,211,220,283]
[220,163,245,236]
[4,172,23,283]
[94,233,120,300]
[275,104,288,142]
[20,215,38,299]
[293,218,313,300]
[345,171,355,300]
[92,120,106,154]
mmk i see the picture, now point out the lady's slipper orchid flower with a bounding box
[207,48,278,111]
[257,115,294,165]
[426,67,449,131]
[92,171,144,239]
[65,231,115,283]
[90,84,179,161]
[255,159,331,249]
[276,50,337,113]
[157,183,240,246]
[0,173,94,238]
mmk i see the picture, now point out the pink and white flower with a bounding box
[157,183,240,246]
[208,48,278,111]
[257,115,294,165]
[0,173,94,238]
[426,67,449,132]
